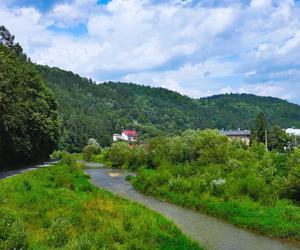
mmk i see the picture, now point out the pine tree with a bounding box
[251,112,268,144]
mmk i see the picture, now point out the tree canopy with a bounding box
[36,65,300,152]
[0,26,60,168]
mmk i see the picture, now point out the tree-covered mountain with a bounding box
[36,65,300,152]
[198,94,300,129]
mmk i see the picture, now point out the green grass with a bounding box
[0,163,202,249]
[131,168,300,242]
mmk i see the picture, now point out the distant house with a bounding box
[113,130,138,142]
[285,128,300,136]
[220,130,251,145]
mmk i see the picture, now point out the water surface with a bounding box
[86,167,300,250]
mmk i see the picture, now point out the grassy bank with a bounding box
[0,159,201,249]
[131,168,300,241]
[99,130,300,241]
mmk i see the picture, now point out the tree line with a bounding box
[37,65,300,152]
[0,26,60,169]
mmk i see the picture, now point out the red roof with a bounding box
[123,130,137,136]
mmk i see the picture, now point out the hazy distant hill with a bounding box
[36,65,300,151]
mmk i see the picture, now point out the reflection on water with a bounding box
[86,168,300,250]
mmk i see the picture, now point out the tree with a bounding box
[268,125,291,152]
[0,26,60,168]
[87,138,99,147]
[285,146,300,201]
[0,25,26,59]
[251,112,268,145]
[82,138,101,161]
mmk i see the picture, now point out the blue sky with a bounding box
[1,0,300,104]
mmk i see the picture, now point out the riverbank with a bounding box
[0,158,201,249]
[100,131,300,242]
[131,167,300,242]
[86,167,300,250]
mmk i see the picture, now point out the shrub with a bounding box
[82,144,101,161]
[0,211,28,249]
[284,147,300,201]
[47,218,69,248]
[60,151,80,171]
[50,150,64,160]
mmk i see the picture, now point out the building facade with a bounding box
[220,130,251,145]
[113,130,138,142]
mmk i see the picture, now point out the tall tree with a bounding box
[0,25,26,59]
[268,125,291,152]
[251,112,268,145]
[0,26,60,168]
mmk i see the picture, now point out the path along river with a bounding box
[0,161,57,180]
[85,163,300,250]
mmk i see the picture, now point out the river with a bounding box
[85,165,300,250]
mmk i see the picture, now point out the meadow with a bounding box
[0,154,201,250]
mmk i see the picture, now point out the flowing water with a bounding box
[85,166,300,250]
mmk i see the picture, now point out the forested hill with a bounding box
[36,65,300,151]
[198,94,300,129]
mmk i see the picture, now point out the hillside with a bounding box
[36,65,300,151]
[199,94,300,129]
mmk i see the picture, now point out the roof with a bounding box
[220,130,251,136]
[123,130,138,136]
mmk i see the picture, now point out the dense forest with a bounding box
[0,26,60,169]
[37,65,300,152]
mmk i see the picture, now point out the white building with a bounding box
[220,130,251,145]
[285,128,300,136]
[113,130,138,142]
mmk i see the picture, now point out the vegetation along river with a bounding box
[85,164,300,250]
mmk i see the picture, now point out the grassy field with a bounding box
[0,159,202,249]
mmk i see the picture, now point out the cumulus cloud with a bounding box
[1,0,300,103]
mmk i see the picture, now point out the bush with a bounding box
[0,211,28,249]
[50,150,64,160]
[82,144,101,161]
[284,147,300,201]
[47,218,69,248]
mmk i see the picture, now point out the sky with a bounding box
[1,0,300,104]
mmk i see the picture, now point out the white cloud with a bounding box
[250,0,272,9]
[1,0,300,103]
[46,0,97,27]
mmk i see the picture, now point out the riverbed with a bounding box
[85,166,300,250]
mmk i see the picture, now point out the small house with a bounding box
[220,130,251,145]
[113,130,138,142]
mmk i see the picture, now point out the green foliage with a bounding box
[0,161,201,249]
[251,112,268,144]
[106,129,300,240]
[285,147,300,201]
[106,142,133,168]
[36,65,300,152]
[0,27,60,169]
[268,125,291,152]
[82,143,101,161]
[50,150,64,160]
[0,211,28,249]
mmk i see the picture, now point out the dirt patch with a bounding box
[108,172,124,177]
